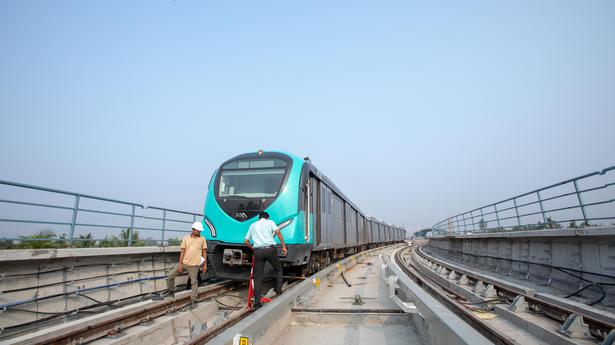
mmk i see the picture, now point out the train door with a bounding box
[332,195,344,245]
[306,175,318,243]
[358,215,364,244]
[319,184,326,247]
[345,204,357,245]
[319,184,334,247]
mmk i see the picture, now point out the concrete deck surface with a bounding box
[271,254,423,345]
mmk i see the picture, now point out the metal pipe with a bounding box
[573,180,589,226]
[128,205,135,246]
[161,209,167,245]
[69,195,80,245]
[537,191,547,225]
[0,179,145,207]
[513,198,521,227]
[494,204,501,229]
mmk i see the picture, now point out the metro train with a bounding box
[201,150,405,280]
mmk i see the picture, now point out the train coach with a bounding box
[201,150,405,280]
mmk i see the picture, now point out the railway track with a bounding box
[394,243,615,345]
[6,280,245,345]
[4,269,314,345]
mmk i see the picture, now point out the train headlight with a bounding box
[204,218,216,237]
[277,218,293,230]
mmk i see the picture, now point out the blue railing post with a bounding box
[513,198,521,227]
[128,205,135,246]
[161,209,167,246]
[537,191,547,225]
[462,213,467,234]
[479,208,485,232]
[573,180,589,226]
[494,204,501,229]
[471,210,476,232]
[69,195,80,245]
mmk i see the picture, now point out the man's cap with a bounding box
[192,221,204,231]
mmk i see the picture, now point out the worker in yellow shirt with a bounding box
[165,221,207,308]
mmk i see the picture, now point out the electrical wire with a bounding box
[214,293,246,310]
[1,258,176,278]
[340,271,352,287]
[432,248,614,305]
[2,268,169,294]
[440,249,615,283]
[0,275,167,309]
[457,298,508,305]
[565,283,606,306]
[1,291,157,331]
[76,293,112,306]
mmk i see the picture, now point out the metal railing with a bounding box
[432,165,615,236]
[0,179,203,247]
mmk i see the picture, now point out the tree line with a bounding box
[0,228,182,249]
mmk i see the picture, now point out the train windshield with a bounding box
[218,158,288,198]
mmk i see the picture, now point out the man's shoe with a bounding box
[161,291,175,299]
[189,300,198,310]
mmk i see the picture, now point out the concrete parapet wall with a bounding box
[0,247,213,333]
[427,227,615,307]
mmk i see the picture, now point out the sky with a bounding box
[1,0,614,234]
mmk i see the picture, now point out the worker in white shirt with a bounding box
[244,212,287,310]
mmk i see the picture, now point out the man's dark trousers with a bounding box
[253,246,283,308]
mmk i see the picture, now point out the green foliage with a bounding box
[74,233,95,248]
[119,228,144,246]
[0,239,16,249]
[546,217,561,229]
[97,235,122,247]
[17,230,67,249]
[478,218,487,230]
[2,228,160,249]
[141,238,159,246]
[166,237,182,246]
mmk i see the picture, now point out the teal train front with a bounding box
[201,150,404,280]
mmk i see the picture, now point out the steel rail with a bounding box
[393,246,515,345]
[29,280,244,345]
[185,308,250,344]
[412,244,615,342]
[185,278,303,345]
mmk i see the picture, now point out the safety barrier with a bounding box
[0,179,203,246]
[432,166,615,235]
